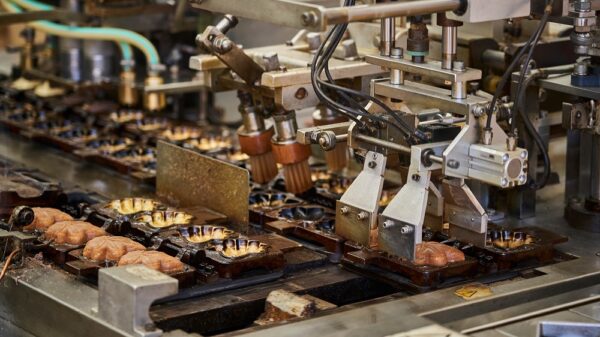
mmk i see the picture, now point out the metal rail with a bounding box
[189,0,462,31]
[324,0,461,25]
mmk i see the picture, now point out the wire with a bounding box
[0,249,21,282]
[309,0,422,143]
[485,0,553,130]
[510,2,552,133]
[514,74,551,189]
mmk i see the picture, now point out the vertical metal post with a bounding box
[441,25,457,70]
[380,17,396,56]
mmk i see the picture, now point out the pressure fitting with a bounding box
[143,65,166,112]
[236,91,278,184]
[119,61,138,107]
[271,110,312,194]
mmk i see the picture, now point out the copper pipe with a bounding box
[0,249,21,282]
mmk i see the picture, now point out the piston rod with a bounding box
[354,133,443,163]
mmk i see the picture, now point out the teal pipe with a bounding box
[8,0,160,66]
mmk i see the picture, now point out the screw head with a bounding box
[357,211,369,220]
[213,37,233,53]
[447,159,460,169]
[520,150,528,159]
[368,161,377,169]
[301,11,318,26]
[383,220,395,228]
[400,225,414,234]
[340,206,349,215]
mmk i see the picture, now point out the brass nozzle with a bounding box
[143,75,166,111]
[119,70,139,107]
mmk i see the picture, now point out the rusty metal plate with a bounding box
[156,141,249,227]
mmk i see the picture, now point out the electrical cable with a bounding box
[485,0,553,130]
[514,74,551,189]
[511,65,572,190]
[0,249,21,282]
[510,1,553,133]
[309,0,423,143]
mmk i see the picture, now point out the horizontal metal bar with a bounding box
[323,0,461,25]
[354,133,411,153]
[143,79,206,94]
[0,10,84,25]
[189,0,327,30]
[190,0,461,31]
[373,79,488,116]
[429,154,443,163]
[366,55,482,83]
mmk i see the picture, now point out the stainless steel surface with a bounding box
[379,145,442,260]
[99,266,178,337]
[0,129,154,198]
[539,74,600,100]
[0,130,600,337]
[443,178,488,247]
[336,151,386,247]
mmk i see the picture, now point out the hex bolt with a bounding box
[357,211,369,220]
[368,161,377,169]
[472,104,486,118]
[340,206,349,215]
[400,225,414,234]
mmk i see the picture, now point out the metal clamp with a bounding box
[378,144,444,260]
[335,151,386,247]
[98,265,178,337]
